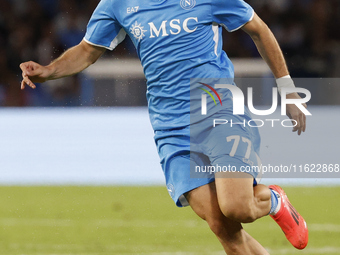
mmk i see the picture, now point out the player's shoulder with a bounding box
[109,0,137,7]
[94,0,122,16]
[97,0,120,8]
[101,0,138,12]
[211,0,251,8]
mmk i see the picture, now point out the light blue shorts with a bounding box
[155,108,262,207]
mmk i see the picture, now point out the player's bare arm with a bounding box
[242,13,307,135]
[20,40,105,90]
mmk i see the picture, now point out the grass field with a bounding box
[0,186,339,255]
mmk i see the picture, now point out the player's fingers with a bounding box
[291,115,302,135]
[298,111,306,135]
[290,116,297,132]
[292,115,299,132]
[22,76,36,89]
[20,61,41,78]
[299,113,305,135]
[20,63,31,77]
[302,104,307,133]
[296,105,307,135]
[287,103,307,135]
[20,80,25,90]
[292,122,299,133]
[297,119,302,135]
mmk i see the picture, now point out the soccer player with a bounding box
[20,0,308,253]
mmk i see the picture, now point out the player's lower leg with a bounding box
[186,182,269,255]
[214,172,308,249]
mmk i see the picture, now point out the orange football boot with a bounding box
[269,185,308,249]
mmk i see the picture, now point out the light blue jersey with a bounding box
[84,0,260,207]
[84,0,254,131]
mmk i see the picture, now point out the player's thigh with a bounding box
[201,115,262,221]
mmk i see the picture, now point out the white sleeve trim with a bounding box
[84,28,127,51]
[224,9,255,32]
[212,23,219,57]
[109,28,127,50]
[83,38,113,50]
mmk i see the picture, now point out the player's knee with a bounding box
[203,212,232,238]
[207,217,227,237]
[206,217,243,252]
[219,200,257,223]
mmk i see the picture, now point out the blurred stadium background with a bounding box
[1,0,340,107]
[1,0,340,254]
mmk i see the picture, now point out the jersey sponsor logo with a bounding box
[130,21,147,42]
[148,17,198,38]
[131,17,198,41]
[180,0,196,10]
[127,6,139,13]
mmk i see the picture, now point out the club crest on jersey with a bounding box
[180,0,196,10]
[130,21,147,42]
[167,184,175,198]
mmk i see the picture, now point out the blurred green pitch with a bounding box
[0,186,339,255]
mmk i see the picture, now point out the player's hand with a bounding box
[19,61,52,90]
[285,92,307,136]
